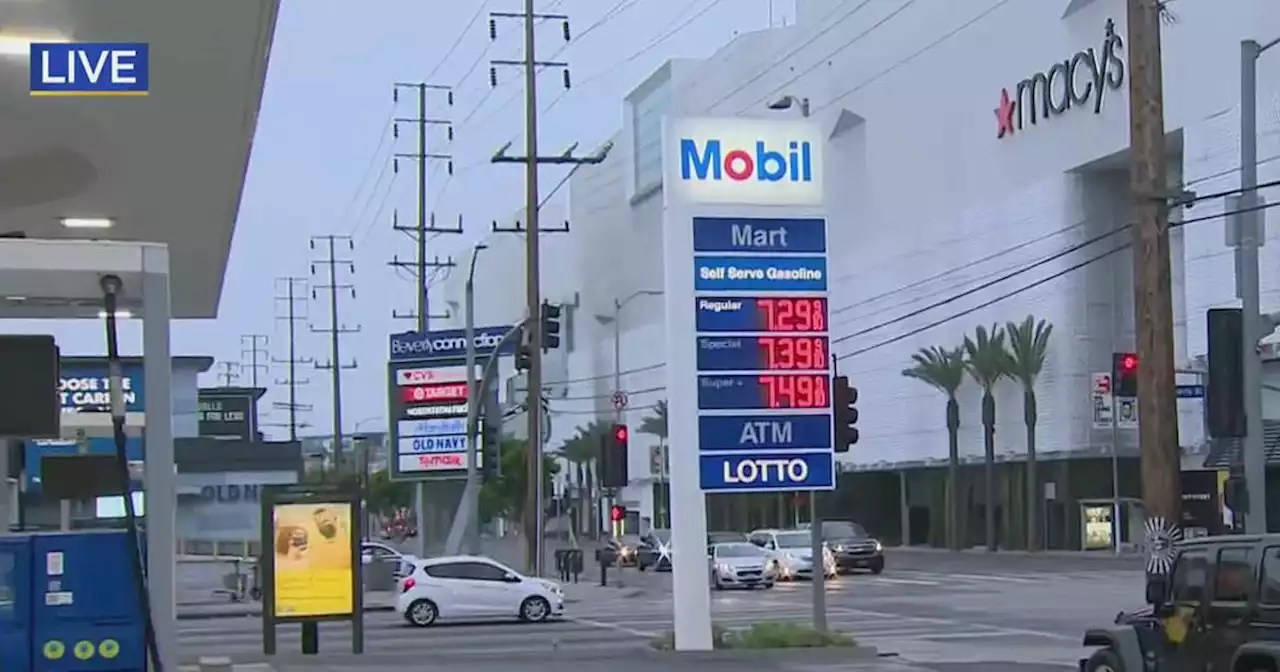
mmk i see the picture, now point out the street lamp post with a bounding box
[767,93,826,634]
[464,243,489,554]
[595,289,662,534]
[1238,36,1279,533]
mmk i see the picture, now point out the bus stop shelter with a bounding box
[0,1,279,669]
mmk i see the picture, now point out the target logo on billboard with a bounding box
[400,382,468,404]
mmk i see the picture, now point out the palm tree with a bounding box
[564,420,611,538]
[1005,315,1053,552]
[902,346,967,550]
[639,401,669,527]
[638,400,668,438]
[964,324,1012,552]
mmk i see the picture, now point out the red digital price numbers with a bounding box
[756,297,827,332]
[759,374,829,409]
[757,336,827,370]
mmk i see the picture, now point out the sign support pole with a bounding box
[1110,386,1121,554]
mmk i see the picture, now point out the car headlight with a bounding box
[716,563,731,574]
[873,540,883,551]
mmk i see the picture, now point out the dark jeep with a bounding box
[1080,533,1280,672]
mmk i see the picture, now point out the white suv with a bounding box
[397,555,565,626]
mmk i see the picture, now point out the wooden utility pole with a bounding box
[489,3,609,575]
[309,235,360,472]
[1126,0,1181,522]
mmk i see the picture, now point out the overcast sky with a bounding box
[5,0,793,439]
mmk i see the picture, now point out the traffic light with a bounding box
[515,344,532,371]
[541,301,562,351]
[610,505,626,522]
[832,375,858,452]
[599,424,629,488]
[1112,352,1139,398]
[1207,308,1246,438]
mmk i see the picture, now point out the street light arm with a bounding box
[1261,36,1280,54]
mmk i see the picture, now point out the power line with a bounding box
[545,195,1280,396]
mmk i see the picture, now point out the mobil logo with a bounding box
[667,117,824,206]
[679,138,813,184]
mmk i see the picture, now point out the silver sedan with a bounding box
[708,542,775,590]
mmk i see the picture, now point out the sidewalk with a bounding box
[889,545,1145,559]
[176,591,397,620]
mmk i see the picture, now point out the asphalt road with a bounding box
[177,549,1144,670]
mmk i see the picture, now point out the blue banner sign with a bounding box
[692,217,827,253]
[698,451,835,491]
[389,325,516,362]
[399,435,467,453]
[59,364,146,412]
[694,255,827,292]
[25,438,143,490]
[697,414,832,451]
[398,418,467,437]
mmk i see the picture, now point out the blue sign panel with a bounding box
[692,217,827,253]
[689,214,833,494]
[401,435,467,453]
[695,296,830,333]
[696,335,829,372]
[25,438,144,491]
[699,451,835,491]
[698,414,832,451]
[694,255,827,292]
[389,325,516,362]
[697,374,831,411]
[1176,384,1205,399]
[59,364,146,412]
[398,418,466,437]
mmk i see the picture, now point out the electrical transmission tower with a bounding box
[389,81,462,328]
[310,236,360,470]
[488,2,610,576]
[270,277,314,442]
[240,334,269,389]
[215,361,239,387]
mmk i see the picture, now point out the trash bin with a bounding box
[364,558,397,592]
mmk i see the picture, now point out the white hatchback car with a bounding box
[397,555,565,626]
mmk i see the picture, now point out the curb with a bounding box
[176,605,396,621]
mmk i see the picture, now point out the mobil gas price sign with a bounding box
[671,117,824,206]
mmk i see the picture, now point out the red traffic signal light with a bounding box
[610,505,625,522]
[613,424,628,444]
[1121,353,1138,371]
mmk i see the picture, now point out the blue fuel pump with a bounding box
[1,530,146,672]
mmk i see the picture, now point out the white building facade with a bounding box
[469,0,1280,543]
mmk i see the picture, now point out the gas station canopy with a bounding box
[0,0,278,319]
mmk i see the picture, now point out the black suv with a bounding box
[1081,533,1280,672]
[816,520,884,574]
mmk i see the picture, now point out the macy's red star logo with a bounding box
[995,88,1016,139]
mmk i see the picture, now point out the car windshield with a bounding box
[716,543,764,558]
[822,521,867,539]
[709,531,745,543]
[774,532,811,548]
